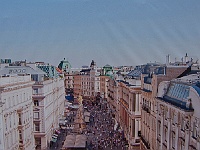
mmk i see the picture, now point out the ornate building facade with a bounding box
[140,64,188,150]
[156,72,200,150]
[0,62,66,150]
[0,75,35,150]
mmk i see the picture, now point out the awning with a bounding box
[52,136,57,139]
[64,140,75,148]
[62,134,86,148]
[74,135,87,148]
[51,138,57,143]
[61,126,67,130]
[84,111,90,116]
[85,116,90,123]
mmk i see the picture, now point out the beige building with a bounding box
[72,60,101,100]
[0,74,35,150]
[117,80,142,150]
[107,70,142,150]
[100,75,109,99]
[73,74,82,98]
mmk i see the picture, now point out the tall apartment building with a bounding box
[106,66,142,150]
[100,64,113,99]
[140,63,189,150]
[73,74,82,98]
[0,62,65,150]
[28,63,65,150]
[100,75,109,99]
[0,74,35,150]
[156,71,200,150]
[71,60,101,100]
[118,80,142,149]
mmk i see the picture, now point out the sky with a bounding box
[0,0,200,68]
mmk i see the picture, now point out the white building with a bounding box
[33,76,65,150]
[156,72,200,150]
[0,74,35,150]
[0,63,66,150]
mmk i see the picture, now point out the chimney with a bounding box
[166,54,170,65]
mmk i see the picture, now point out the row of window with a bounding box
[4,108,32,131]
[4,91,31,109]
[157,118,199,149]
[4,122,32,149]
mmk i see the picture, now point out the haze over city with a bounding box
[1,0,200,67]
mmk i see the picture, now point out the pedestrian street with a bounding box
[84,100,127,150]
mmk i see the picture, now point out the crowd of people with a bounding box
[83,99,127,150]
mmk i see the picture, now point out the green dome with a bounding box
[58,58,72,72]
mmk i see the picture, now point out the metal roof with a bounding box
[0,66,46,75]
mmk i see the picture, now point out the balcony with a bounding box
[18,123,23,129]
[33,81,44,87]
[142,105,150,113]
[33,118,41,122]
[19,142,24,149]
[142,88,152,93]
[34,132,45,137]
[158,96,194,112]
[32,93,45,99]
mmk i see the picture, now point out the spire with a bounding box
[185,53,188,63]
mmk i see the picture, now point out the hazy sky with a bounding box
[1,0,200,67]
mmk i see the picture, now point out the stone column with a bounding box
[175,123,179,150]
[160,111,164,150]
[135,93,138,112]
[167,119,171,149]
[184,129,190,150]
[41,136,47,150]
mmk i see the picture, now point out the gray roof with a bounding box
[0,66,46,75]
[103,64,112,68]
[126,68,142,77]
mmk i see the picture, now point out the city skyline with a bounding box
[1,0,200,67]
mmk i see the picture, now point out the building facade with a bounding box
[33,77,65,150]
[156,72,200,150]
[140,65,188,150]
[100,75,109,99]
[0,75,35,150]
[0,62,66,150]
[72,60,101,100]
[106,67,142,150]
